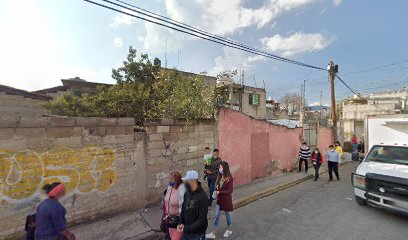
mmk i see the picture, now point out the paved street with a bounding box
[207,163,408,240]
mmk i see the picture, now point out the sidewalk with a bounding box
[72,156,352,240]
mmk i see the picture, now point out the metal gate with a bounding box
[303,123,318,147]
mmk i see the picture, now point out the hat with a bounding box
[182,170,199,181]
[329,145,334,148]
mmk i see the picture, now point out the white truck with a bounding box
[352,115,408,215]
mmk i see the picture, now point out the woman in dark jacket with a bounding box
[310,148,323,181]
[206,161,233,239]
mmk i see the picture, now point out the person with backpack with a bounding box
[206,161,234,239]
[310,148,324,181]
[163,171,186,240]
[35,182,75,240]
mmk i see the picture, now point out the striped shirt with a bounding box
[299,146,311,159]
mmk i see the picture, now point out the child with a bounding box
[203,147,212,182]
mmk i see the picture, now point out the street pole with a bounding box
[303,79,307,126]
[328,61,338,141]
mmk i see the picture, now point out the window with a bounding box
[249,93,260,105]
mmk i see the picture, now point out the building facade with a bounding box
[340,87,408,143]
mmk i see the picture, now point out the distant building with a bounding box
[35,77,112,98]
[266,97,280,120]
[216,77,266,120]
[0,84,51,116]
[340,87,408,142]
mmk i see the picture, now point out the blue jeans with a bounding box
[352,144,358,153]
[181,234,205,240]
[207,178,216,205]
[214,204,232,227]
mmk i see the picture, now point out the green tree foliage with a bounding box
[44,47,214,125]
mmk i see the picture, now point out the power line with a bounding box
[342,59,408,76]
[84,0,326,71]
[336,75,360,96]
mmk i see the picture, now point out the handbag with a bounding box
[165,189,180,229]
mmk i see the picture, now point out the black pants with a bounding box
[298,158,308,172]
[328,161,339,180]
[313,164,321,180]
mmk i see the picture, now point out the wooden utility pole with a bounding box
[328,61,338,141]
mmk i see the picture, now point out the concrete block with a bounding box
[187,158,198,167]
[118,118,135,126]
[49,117,75,127]
[148,133,163,141]
[188,145,198,152]
[19,117,48,128]
[75,117,99,127]
[106,126,134,135]
[99,118,118,127]
[169,126,183,133]
[177,146,188,154]
[148,141,164,150]
[147,179,162,189]
[0,128,15,139]
[55,137,82,148]
[157,126,170,133]
[47,127,74,138]
[28,138,54,151]
[148,149,163,158]
[116,135,134,144]
[163,133,178,141]
[16,128,46,139]
[102,135,117,145]
[145,126,157,133]
[0,117,18,127]
[0,139,27,151]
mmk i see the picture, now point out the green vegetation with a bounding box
[44,47,215,125]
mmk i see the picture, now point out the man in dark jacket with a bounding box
[177,170,208,240]
[206,149,222,207]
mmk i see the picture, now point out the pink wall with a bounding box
[317,127,334,157]
[218,109,303,185]
[218,109,334,185]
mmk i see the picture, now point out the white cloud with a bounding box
[109,8,135,28]
[208,47,267,76]
[142,0,320,53]
[113,37,123,48]
[333,0,342,7]
[260,32,334,57]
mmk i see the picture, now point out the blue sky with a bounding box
[1,0,408,105]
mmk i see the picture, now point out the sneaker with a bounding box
[206,232,216,239]
[297,170,301,173]
[223,230,232,238]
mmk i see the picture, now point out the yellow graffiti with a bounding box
[0,146,116,202]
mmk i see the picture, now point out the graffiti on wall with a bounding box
[0,146,116,203]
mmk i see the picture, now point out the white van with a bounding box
[352,115,408,214]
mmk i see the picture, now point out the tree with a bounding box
[280,93,302,116]
[44,47,215,125]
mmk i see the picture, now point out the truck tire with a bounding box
[355,195,367,206]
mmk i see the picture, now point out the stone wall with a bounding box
[144,119,216,204]
[0,116,146,238]
[0,92,47,117]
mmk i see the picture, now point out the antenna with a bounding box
[177,50,180,69]
[253,75,257,88]
[263,79,266,90]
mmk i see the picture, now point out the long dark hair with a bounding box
[311,148,321,158]
[220,161,232,178]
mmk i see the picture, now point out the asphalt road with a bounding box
[206,162,408,240]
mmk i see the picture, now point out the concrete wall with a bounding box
[217,108,303,185]
[218,109,334,185]
[144,119,216,204]
[0,117,146,238]
[0,93,47,117]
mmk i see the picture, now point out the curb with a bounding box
[232,161,352,210]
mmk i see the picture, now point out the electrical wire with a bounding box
[84,0,326,71]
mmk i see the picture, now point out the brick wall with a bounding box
[144,119,216,204]
[0,117,147,238]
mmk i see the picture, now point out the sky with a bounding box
[1,0,408,105]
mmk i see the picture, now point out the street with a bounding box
[207,163,408,240]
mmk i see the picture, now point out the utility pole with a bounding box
[328,61,339,141]
[319,90,323,124]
